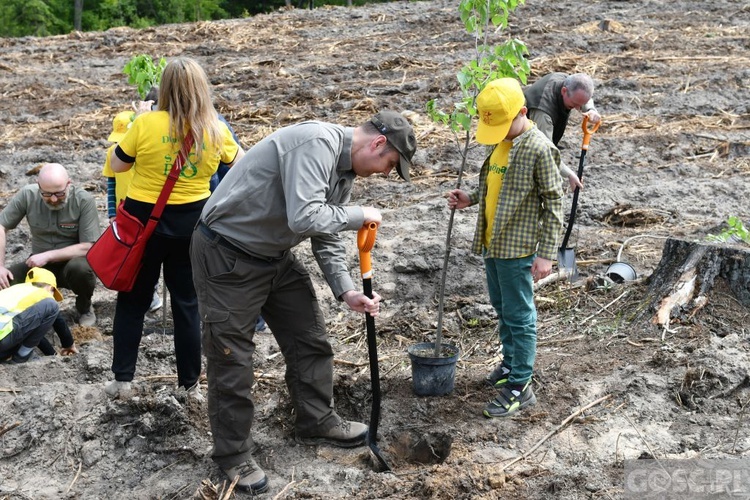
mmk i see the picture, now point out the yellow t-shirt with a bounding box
[484,141,512,249]
[117,111,239,204]
[101,143,134,206]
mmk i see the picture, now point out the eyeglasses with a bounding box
[38,186,68,198]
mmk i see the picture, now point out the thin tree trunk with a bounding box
[74,0,83,31]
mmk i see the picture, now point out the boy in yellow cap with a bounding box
[0,267,78,363]
[447,78,564,417]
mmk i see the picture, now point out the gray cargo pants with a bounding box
[191,225,337,469]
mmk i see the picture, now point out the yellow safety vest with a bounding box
[0,284,54,341]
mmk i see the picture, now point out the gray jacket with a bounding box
[201,121,365,298]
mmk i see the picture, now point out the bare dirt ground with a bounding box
[1,0,750,498]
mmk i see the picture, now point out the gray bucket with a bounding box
[606,261,637,283]
[407,342,460,397]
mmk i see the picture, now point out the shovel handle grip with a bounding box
[357,222,378,278]
[581,116,601,151]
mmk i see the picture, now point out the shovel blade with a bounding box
[557,248,579,281]
[368,442,392,472]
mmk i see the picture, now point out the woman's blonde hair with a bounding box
[158,57,222,162]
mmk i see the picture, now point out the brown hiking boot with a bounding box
[222,457,268,493]
[295,418,368,448]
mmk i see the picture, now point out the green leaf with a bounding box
[455,112,472,132]
[706,216,750,244]
[428,0,531,140]
[122,54,166,99]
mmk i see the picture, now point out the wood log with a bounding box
[635,237,750,326]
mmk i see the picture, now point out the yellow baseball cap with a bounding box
[108,111,135,143]
[25,267,63,302]
[475,78,526,145]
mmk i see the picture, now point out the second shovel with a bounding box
[557,116,600,280]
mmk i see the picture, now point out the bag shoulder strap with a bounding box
[148,132,195,222]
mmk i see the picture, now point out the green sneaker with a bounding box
[484,364,511,388]
[483,382,536,418]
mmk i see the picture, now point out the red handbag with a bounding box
[87,134,195,292]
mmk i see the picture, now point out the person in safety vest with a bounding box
[0,267,78,363]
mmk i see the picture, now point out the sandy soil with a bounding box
[1,0,749,498]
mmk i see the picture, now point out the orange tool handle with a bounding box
[357,222,378,278]
[581,115,601,151]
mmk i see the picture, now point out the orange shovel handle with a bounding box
[581,115,601,151]
[357,222,378,278]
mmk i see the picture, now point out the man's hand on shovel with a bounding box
[341,289,381,316]
[342,210,383,315]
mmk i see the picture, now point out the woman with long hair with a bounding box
[106,57,243,399]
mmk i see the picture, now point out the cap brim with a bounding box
[52,288,63,302]
[396,154,411,182]
[476,119,513,145]
[107,131,126,142]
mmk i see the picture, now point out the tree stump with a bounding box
[636,237,750,328]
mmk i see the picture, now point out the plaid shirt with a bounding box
[469,126,564,261]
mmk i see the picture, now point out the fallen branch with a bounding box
[537,335,584,346]
[65,461,82,494]
[334,358,368,367]
[273,467,297,500]
[380,360,403,378]
[501,394,612,471]
[732,397,749,453]
[67,77,92,88]
[221,475,239,500]
[581,290,630,324]
[577,258,616,266]
[0,421,21,437]
[143,374,178,381]
[624,413,660,461]
[533,269,571,291]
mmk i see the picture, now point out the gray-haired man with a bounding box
[524,72,602,190]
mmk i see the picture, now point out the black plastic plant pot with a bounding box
[407,342,460,397]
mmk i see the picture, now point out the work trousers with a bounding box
[484,254,537,386]
[0,297,58,358]
[9,258,95,314]
[111,233,201,389]
[191,226,335,469]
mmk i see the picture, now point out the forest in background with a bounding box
[0,0,402,37]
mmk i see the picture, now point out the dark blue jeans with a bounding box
[111,233,201,389]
